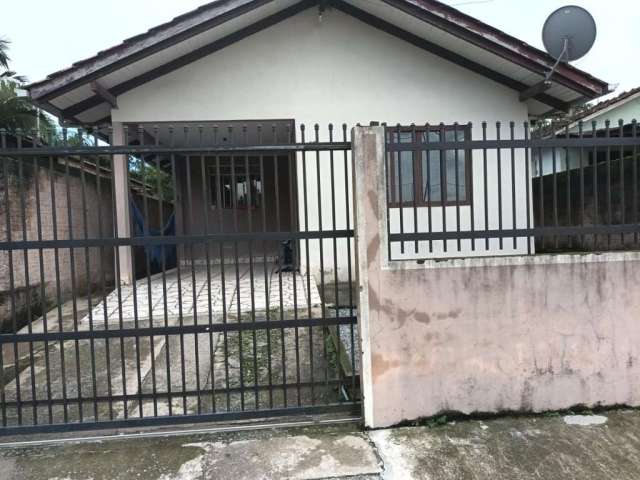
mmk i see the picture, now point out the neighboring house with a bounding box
[532,87,640,251]
[25,0,609,281]
[534,86,640,177]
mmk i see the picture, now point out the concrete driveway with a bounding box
[2,409,640,479]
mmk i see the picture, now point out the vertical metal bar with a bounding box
[154,126,172,417]
[411,124,419,254]
[300,124,315,404]
[564,125,572,248]
[48,152,67,423]
[16,137,39,425]
[633,120,638,247]
[243,125,259,410]
[31,142,53,424]
[228,126,246,412]
[198,126,216,413]
[606,120,612,249]
[342,125,356,394]
[425,124,434,253]
[439,123,447,253]
[3,140,22,425]
[62,128,84,423]
[0,129,7,426]
[578,122,585,248]
[496,122,503,250]
[468,122,475,252]
[94,130,114,421]
[106,127,128,420]
[551,132,558,250]
[77,129,99,422]
[314,124,329,400]
[213,126,231,412]
[257,125,274,409]
[396,125,405,255]
[619,119,625,245]
[139,127,158,418]
[524,123,532,255]
[273,124,287,408]
[169,127,188,415]
[592,121,599,250]
[0,130,7,426]
[123,127,144,420]
[288,123,302,406]
[184,126,202,415]
[454,123,461,251]
[538,123,545,250]
[329,124,341,389]
[509,122,517,249]
[384,125,392,260]
[482,122,489,250]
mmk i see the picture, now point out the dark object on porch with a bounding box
[277,240,294,272]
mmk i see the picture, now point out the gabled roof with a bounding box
[27,0,611,125]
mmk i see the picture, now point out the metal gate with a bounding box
[0,122,359,435]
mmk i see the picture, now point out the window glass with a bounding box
[390,132,414,203]
[210,157,262,208]
[389,127,469,206]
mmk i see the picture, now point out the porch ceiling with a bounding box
[26,0,610,126]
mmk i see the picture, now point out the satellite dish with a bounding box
[520,6,597,103]
[542,5,597,62]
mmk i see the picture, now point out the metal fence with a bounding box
[0,122,359,435]
[385,120,640,260]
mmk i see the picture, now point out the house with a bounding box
[25,0,609,283]
[11,0,640,434]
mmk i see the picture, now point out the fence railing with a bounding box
[385,120,640,261]
[0,122,359,434]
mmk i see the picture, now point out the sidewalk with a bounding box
[2,409,640,479]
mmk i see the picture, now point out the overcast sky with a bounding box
[2,0,638,99]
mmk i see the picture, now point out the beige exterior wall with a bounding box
[110,7,529,279]
[354,126,640,428]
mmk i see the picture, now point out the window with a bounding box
[387,126,471,206]
[210,157,262,209]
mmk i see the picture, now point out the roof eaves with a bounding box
[385,0,610,99]
[26,0,270,101]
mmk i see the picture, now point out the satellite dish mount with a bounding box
[520,5,597,106]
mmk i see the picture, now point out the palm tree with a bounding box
[0,37,53,138]
[0,38,26,83]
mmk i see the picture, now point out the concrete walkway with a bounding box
[3,409,640,479]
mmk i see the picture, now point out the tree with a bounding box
[0,38,26,83]
[0,37,54,139]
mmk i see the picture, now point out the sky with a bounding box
[1,0,639,100]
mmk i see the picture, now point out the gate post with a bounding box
[352,125,387,428]
[112,121,134,285]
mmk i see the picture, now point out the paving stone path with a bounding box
[82,264,322,326]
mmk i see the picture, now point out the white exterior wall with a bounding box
[112,7,531,277]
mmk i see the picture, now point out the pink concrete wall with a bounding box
[353,126,640,428]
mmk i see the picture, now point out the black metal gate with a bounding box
[0,122,359,435]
